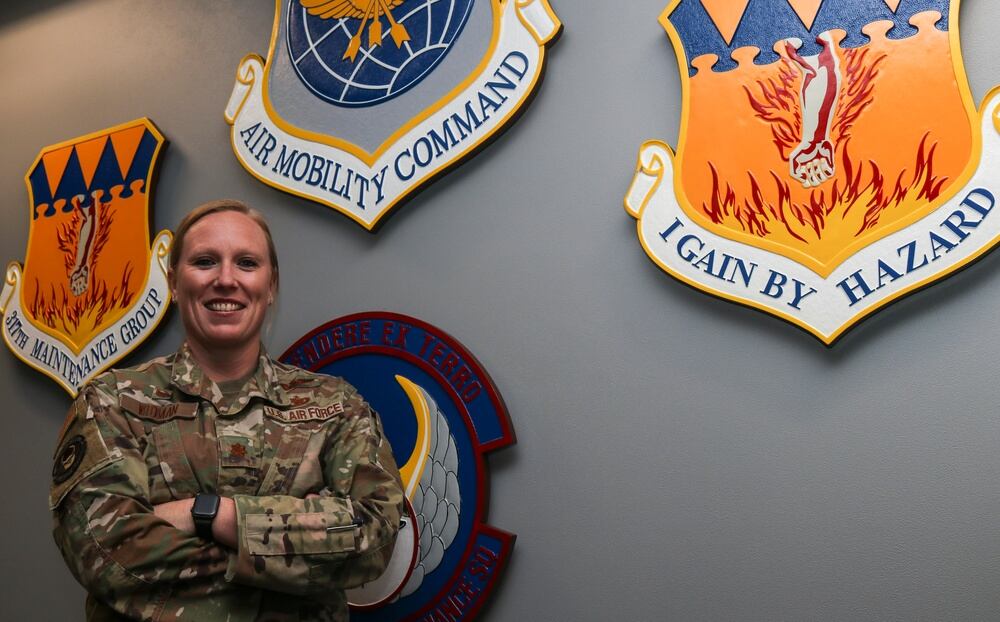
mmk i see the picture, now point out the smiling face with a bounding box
[169,210,276,363]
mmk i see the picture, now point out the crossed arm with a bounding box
[51,381,404,614]
[152,490,328,548]
[153,496,239,548]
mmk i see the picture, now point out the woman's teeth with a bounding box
[206,301,243,311]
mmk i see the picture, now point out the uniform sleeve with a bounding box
[227,398,404,595]
[51,381,232,617]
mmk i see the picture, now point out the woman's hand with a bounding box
[153,497,238,549]
[153,498,196,534]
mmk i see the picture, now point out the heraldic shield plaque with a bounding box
[226,0,562,230]
[1,119,172,396]
[625,0,1000,344]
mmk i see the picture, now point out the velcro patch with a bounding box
[120,395,197,422]
[52,435,86,484]
[49,416,121,510]
[220,435,260,469]
[264,402,345,423]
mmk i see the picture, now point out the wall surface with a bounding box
[4,1,1000,620]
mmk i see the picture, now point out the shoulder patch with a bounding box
[49,415,121,510]
[264,402,346,423]
[52,435,86,484]
[120,394,197,422]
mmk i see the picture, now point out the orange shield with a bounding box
[21,119,165,352]
[664,0,978,276]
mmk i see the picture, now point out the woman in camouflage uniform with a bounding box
[51,200,404,621]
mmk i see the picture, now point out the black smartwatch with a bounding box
[191,493,221,540]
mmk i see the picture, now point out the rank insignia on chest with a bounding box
[220,435,260,470]
[1,119,173,394]
[623,0,1000,344]
[224,0,561,230]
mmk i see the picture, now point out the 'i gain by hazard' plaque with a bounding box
[625,0,1000,344]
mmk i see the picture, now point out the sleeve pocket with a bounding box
[244,512,357,556]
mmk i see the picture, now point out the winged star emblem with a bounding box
[299,0,411,61]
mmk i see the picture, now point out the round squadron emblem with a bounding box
[282,312,515,621]
[53,435,87,484]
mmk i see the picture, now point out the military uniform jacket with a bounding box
[50,344,404,622]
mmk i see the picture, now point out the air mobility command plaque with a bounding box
[1,119,171,396]
[226,0,562,230]
[282,312,515,621]
[625,0,1000,344]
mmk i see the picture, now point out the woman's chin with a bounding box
[190,330,261,353]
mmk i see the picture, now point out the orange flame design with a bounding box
[28,262,136,344]
[703,133,947,244]
[676,12,976,275]
[23,180,150,351]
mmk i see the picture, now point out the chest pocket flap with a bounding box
[151,421,203,499]
[256,419,315,496]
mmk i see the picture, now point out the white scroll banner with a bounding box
[1,231,172,396]
[226,0,561,230]
[626,89,1000,344]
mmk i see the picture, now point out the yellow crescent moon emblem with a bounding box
[346,375,428,608]
[395,374,431,499]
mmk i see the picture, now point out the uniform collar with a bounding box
[170,342,291,415]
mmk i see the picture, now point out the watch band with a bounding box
[191,493,220,540]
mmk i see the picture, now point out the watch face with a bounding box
[193,494,220,517]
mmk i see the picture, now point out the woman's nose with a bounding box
[215,262,237,287]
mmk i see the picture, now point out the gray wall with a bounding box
[3,1,1000,620]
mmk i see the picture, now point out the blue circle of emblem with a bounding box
[286,0,476,108]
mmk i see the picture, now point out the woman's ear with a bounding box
[167,269,177,301]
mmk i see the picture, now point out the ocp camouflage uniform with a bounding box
[51,344,404,621]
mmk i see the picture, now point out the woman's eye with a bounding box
[238,258,260,269]
[192,257,216,268]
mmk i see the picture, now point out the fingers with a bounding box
[796,158,835,188]
[790,143,835,188]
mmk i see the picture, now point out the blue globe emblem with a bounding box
[286,0,476,108]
